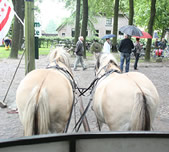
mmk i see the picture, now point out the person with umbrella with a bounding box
[102,34,116,53]
[119,34,134,72]
[134,38,143,70]
[103,38,111,53]
[132,31,152,69]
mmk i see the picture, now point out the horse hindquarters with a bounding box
[22,87,50,136]
[130,92,152,131]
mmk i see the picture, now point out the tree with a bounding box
[74,0,81,44]
[112,0,119,51]
[154,0,169,39]
[10,0,24,58]
[145,0,156,61]
[81,0,88,58]
[129,0,134,25]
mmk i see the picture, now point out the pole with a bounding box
[25,0,35,75]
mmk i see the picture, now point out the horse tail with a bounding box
[131,91,151,131]
[23,86,50,136]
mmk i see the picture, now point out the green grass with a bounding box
[39,48,50,55]
[0,47,11,58]
[0,47,50,59]
[0,46,93,59]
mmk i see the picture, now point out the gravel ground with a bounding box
[0,54,169,140]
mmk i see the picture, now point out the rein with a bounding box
[72,68,121,132]
[46,63,82,94]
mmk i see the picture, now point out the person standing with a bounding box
[154,38,160,49]
[160,38,167,50]
[103,38,111,53]
[90,39,102,59]
[4,37,12,50]
[134,38,142,70]
[119,34,134,72]
[159,38,167,57]
[73,36,87,71]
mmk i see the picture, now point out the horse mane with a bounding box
[48,47,71,68]
[97,53,118,70]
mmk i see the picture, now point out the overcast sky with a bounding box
[37,1,71,30]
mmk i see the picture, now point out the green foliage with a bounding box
[154,0,169,32]
[61,0,76,11]
[88,0,115,17]
[133,0,169,36]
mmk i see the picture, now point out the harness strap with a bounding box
[73,68,121,131]
[46,64,83,93]
[46,63,78,133]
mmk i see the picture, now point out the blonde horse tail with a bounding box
[23,87,50,136]
[131,92,151,131]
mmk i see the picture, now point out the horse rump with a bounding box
[130,91,152,131]
[22,87,50,136]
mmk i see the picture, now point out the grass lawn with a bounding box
[0,47,50,59]
[0,47,11,58]
[1,47,164,63]
[0,46,93,59]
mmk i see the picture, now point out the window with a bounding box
[71,29,75,37]
[119,31,123,35]
[86,30,88,36]
[106,18,112,26]
[106,30,111,34]
[62,33,65,36]
[95,30,99,37]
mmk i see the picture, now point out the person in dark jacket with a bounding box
[119,34,134,72]
[73,36,87,71]
[4,37,12,50]
[154,38,160,49]
[160,38,167,50]
[90,39,102,59]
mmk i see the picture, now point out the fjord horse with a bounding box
[16,47,74,136]
[93,53,159,131]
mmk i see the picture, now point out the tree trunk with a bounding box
[18,0,25,50]
[75,0,81,44]
[112,0,119,52]
[145,0,156,61]
[81,0,88,59]
[161,27,166,39]
[129,0,134,25]
[10,0,24,58]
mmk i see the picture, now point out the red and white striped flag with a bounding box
[0,0,14,45]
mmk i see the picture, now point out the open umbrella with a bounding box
[133,31,152,39]
[119,25,143,37]
[101,34,116,40]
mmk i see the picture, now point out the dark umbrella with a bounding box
[133,31,152,39]
[119,25,143,36]
[101,34,116,40]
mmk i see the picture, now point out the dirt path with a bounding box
[0,54,169,140]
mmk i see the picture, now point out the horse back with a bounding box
[16,69,73,135]
[93,72,159,131]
